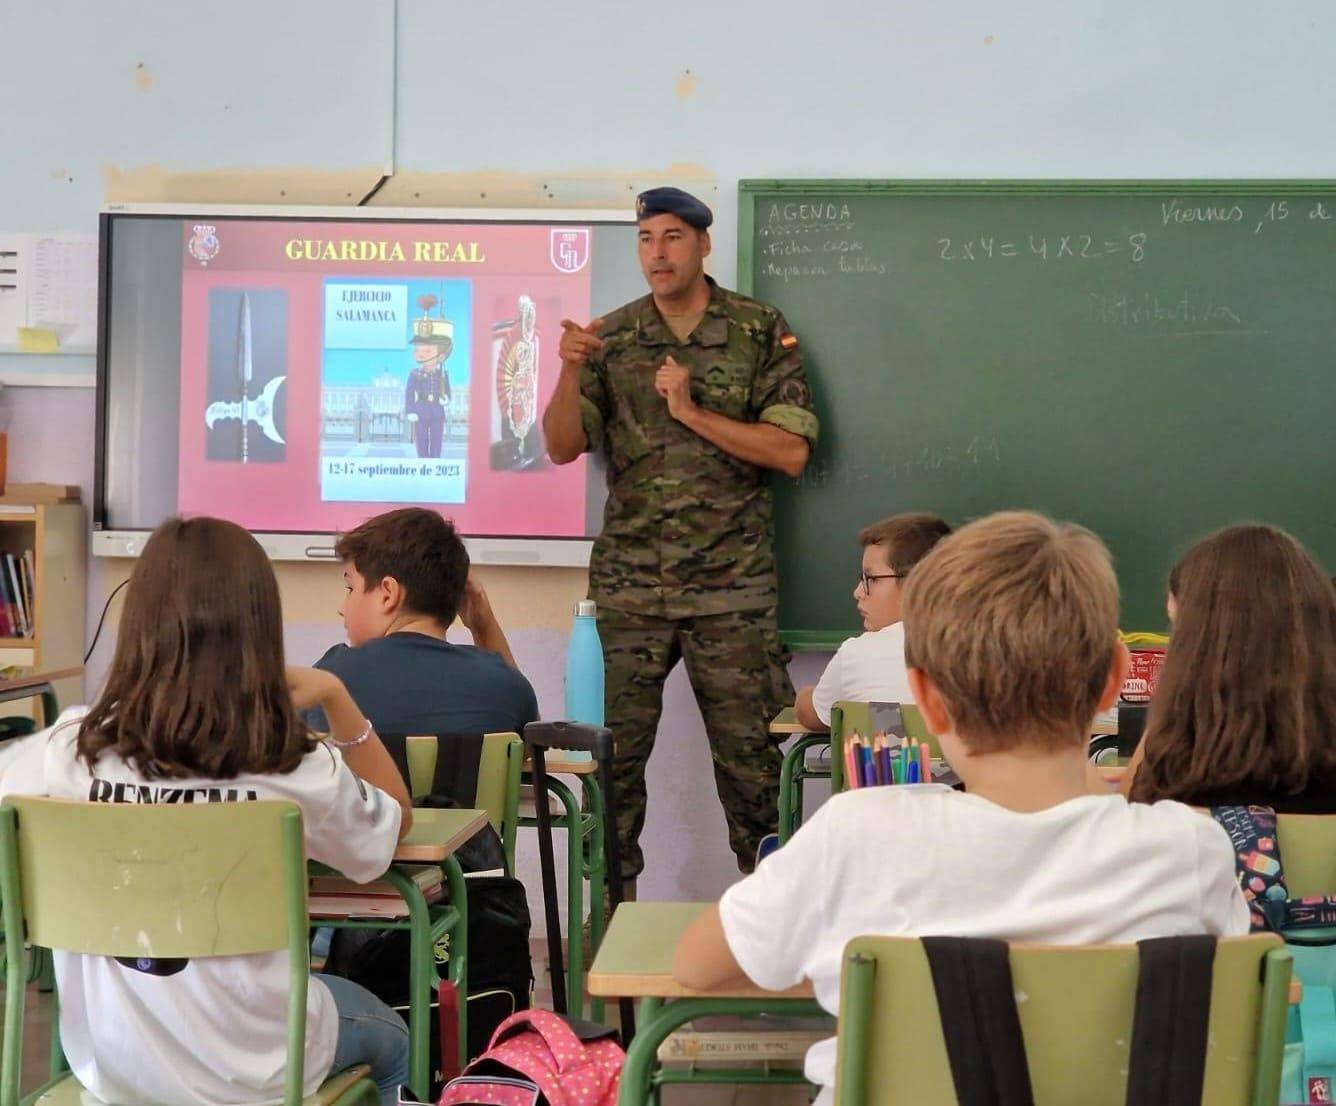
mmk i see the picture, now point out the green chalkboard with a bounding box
[738,181,1336,647]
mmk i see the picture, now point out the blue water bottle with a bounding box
[565,599,605,726]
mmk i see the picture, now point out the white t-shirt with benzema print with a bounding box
[0,708,402,1106]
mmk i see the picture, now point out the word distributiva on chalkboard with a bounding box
[739,182,1336,645]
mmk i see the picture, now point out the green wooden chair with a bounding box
[828,700,940,794]
[0,796,379,1106]
[833,933,1292,1106]
[779,701,941,841]
[1275,813,1336,900]
[405,731,524,869]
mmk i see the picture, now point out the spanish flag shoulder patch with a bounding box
[779,333,799,350]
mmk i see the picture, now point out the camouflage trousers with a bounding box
[597,604,793,882]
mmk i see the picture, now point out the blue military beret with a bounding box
[635,187,713,230]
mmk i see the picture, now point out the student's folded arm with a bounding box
[337,730,413,838]
[672,904,749,991]
[802,650,842,733]
[309,672,413,836]
[794,686,829,733]
[459,576,519,669]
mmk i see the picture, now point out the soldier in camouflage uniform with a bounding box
[542,187,819,886]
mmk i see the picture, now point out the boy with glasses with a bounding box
[794,513,952,732]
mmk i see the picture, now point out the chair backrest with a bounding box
[406,732,522,869]
[404,734,439,801]
[0,797,311,1106]
[1276,813,1336,900]
[833,933,1290,1106]
[476,732,523,870]
[829,701,942,791]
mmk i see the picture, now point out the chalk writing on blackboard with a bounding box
[762,236,887,281]
[937,233,1148,264]
[1085,290,1249,333]
[797,436,1002,489]
[759,200,858,237]
[1156,197,1336,236]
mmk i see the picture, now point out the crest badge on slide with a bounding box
[550,228,589,274]
[188,224,221,266]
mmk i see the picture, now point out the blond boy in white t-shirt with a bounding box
[795,512,952,731]
[675,511,1250,1106]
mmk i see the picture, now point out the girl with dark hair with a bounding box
[1126,523,1336,811]
[0,516,414,1105]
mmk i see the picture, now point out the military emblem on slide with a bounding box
[550,228,589,274]
[187,223,221,266]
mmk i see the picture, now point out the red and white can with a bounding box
[1121,648,1166,703]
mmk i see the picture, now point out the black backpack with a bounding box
[324,796,534,1091]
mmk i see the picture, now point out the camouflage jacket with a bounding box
[580,279,819,618]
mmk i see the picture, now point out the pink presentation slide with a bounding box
[175,220,593,537]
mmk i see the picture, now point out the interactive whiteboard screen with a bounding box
[95,205,640,561]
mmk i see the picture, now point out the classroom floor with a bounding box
[0,945,812,1105]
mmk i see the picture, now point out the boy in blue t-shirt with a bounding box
[309,508,538,739]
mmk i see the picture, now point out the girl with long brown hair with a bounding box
[0,517,415,1105]
[1126,523,1336,809]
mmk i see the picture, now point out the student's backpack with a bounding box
[325,801,534,1092]
[436,1009,623,1106]
[1211,804,1336,1105]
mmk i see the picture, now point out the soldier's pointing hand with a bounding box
[559,318,605,368]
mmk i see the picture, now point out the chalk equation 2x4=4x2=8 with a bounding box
[937,233,1149,264]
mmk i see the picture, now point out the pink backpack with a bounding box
[436,1009,623,1106]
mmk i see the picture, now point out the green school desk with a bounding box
[0,667,80,732]
[311,806,487,1099]
[588,902,825,1105]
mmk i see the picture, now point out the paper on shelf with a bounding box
[17,327,58,354]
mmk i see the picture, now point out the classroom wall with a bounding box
[5,0,1336,914]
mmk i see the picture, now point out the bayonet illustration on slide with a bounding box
[205,291,286,458]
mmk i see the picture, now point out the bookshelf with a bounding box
[0,485,85,724]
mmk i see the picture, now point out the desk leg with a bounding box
[779,735,827,844]
[443,854,469,1070]
[583,776,607,1024]
[778,748,799,845]
[47,987,65,1078]
[39,688,57,731]
[382,867,435,1100]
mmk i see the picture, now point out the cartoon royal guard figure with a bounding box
[406,294,453,459]
[490,294,541,470]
